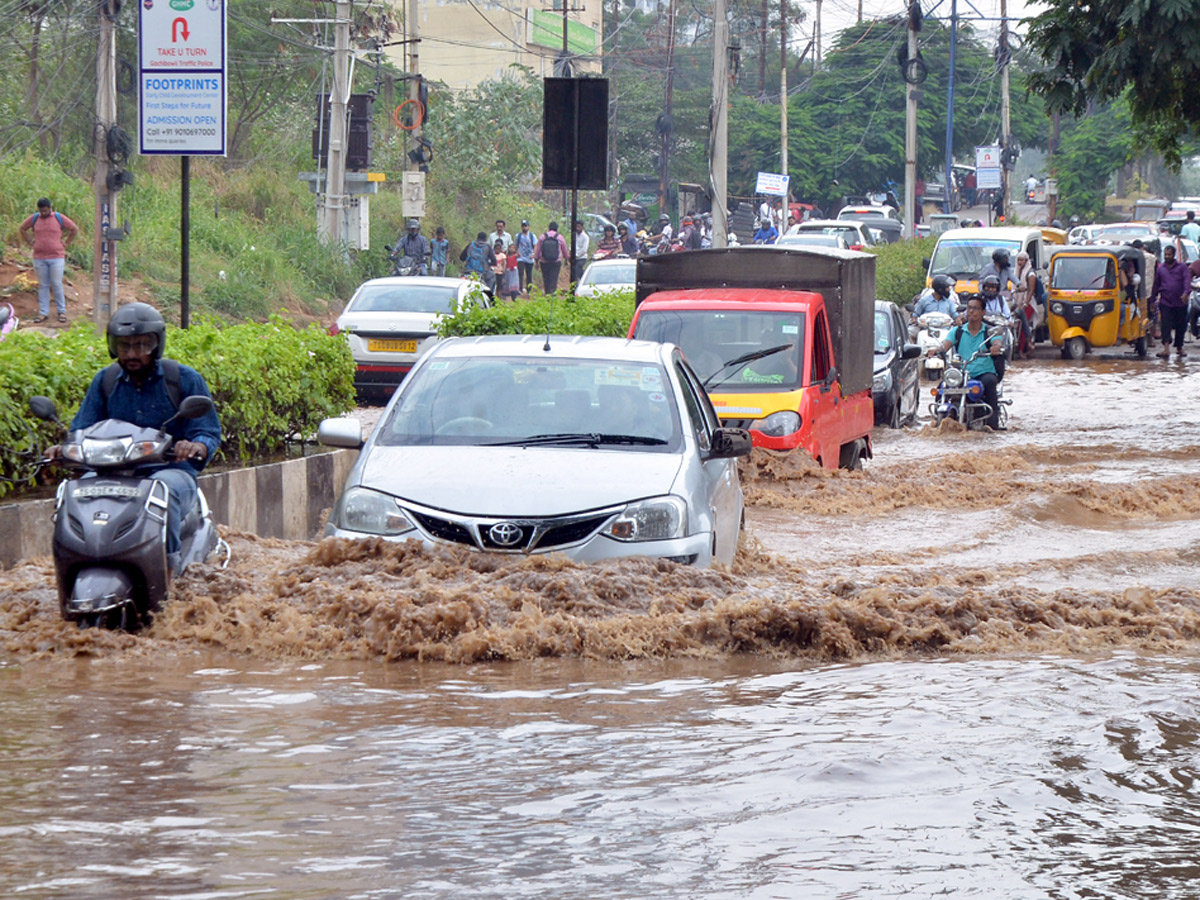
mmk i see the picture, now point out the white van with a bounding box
[923,226,1049,295]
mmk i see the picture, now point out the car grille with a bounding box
[404,504,618,553]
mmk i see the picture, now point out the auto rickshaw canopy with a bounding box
[1049,244,1147,299]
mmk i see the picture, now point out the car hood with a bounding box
[357,445,686,516]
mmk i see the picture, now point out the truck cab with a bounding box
[630,247,875,470]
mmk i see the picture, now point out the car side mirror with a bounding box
[902,343,922,360]
[318,417,364,450]
[922,257,931,269]
[706,427,753,460]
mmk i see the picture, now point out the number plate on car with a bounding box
[367,339,419,353]
[75,484,141,499]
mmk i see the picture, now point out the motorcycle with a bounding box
[929,331,1011,431]
[914,311,956,380]
[29,394,229,631]
[384,245,423,277]
[0,303,17,341]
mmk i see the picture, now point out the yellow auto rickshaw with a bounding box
[1046,244,1149,359]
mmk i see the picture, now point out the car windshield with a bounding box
[1052,256,1116,290]
[582,263,636,286]
[378,356,681,449]
[349,283,461,314]
[841,209,886,219]
[874,310,893,354]
[929,239,1022,280]
[633,309,805,391]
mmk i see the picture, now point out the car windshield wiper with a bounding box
[485,432,668,447]
[703,343,792,389]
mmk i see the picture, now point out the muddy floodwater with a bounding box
[2,354,1199,898]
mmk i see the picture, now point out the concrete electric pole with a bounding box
[999,0,1011,221]
[903,2,919,239]
[710,0,729,247]
[319,0,351,245]
[93,0,119,329]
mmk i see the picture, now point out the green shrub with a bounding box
[0,318,354,497]
[438,287,635,339]
[868,236,937,306]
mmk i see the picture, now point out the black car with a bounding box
[873,300,922,428]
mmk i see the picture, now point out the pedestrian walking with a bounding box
[534,222,568,294]
[430,227,449,277]
[1151,244,1189,358]
[515,220,536,294]
[460,232,496,284]
[572,220,590,282]
[19,198,78,324]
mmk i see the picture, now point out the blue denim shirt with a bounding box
[70,360,222,477]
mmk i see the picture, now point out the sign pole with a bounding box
[181,156,190,328]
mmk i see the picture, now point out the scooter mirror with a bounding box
[29,395,59,422]
[177,395,215,420]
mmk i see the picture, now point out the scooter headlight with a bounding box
[944,367,964,388]
[80,437,132,466]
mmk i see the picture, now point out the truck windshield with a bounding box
[929,239,1023,280]
[1052,257,1116,291]
[633,310,805,391]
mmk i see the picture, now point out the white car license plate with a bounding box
[367,338,419,353]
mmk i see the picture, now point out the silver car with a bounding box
[575,258,637,299]
[318,335,752,566]
[334,276,491,400]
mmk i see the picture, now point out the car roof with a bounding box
[354,276,467,290]
[431,334,670,364]
[798,219,864,228]
[638,287,824,310]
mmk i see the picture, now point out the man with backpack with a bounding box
[514,221,536,295]
[459,232,497,287]
[534,222,568,294]
[19,197,79,324]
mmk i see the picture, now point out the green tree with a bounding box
[1050,98,1134,222]
[1024,0,1200,167]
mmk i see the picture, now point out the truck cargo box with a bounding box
[636,247,875,397]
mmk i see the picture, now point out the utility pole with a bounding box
[943,0,956,214]
[999,0,1011,222]
[814,0,822,70]
[780,0,787,178]
[711,0,729,247]
[319,0,351,246]
[410,0,420,157]
[1047,110,1060,223]
[93,0,119,328]
[903,1,918,239]
[660,0,677,215]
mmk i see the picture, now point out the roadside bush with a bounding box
[868,236,937,306]
[438,287,635,339]
[0,318,354,497]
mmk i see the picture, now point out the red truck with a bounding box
[629,246,875,469]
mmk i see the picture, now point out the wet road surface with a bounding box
[1,351,1198,898]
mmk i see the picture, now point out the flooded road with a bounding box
[2,354,1199,898]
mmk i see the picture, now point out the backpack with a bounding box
[28,211,65,233]
[1033,275,1047,305]
[540,233,560,262]
[464,241,488,274]
[102,358,183,411]
[953,324,1004,380]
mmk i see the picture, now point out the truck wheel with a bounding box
[839,439,865,471]
[1065,336,1087,360]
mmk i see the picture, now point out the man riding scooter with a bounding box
[912,274,960,320]
[47,303,222,575]
[928,294,1007,430]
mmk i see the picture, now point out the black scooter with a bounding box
[30,394,229,630]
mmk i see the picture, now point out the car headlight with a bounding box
[872,370,892,393]
[944,367,964,388]
[605,496,687,542]
[337,486,415,536]
[756,410,801,437]
[1051,302,1064,315]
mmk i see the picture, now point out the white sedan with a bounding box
[333,276,491,401]
[575,258,637,299]
[318,335,752,566]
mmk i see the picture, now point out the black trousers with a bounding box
[540,261,562,294]
[518,260,534,293]
[1161,305,1187,351]
[978,371,1001,429]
